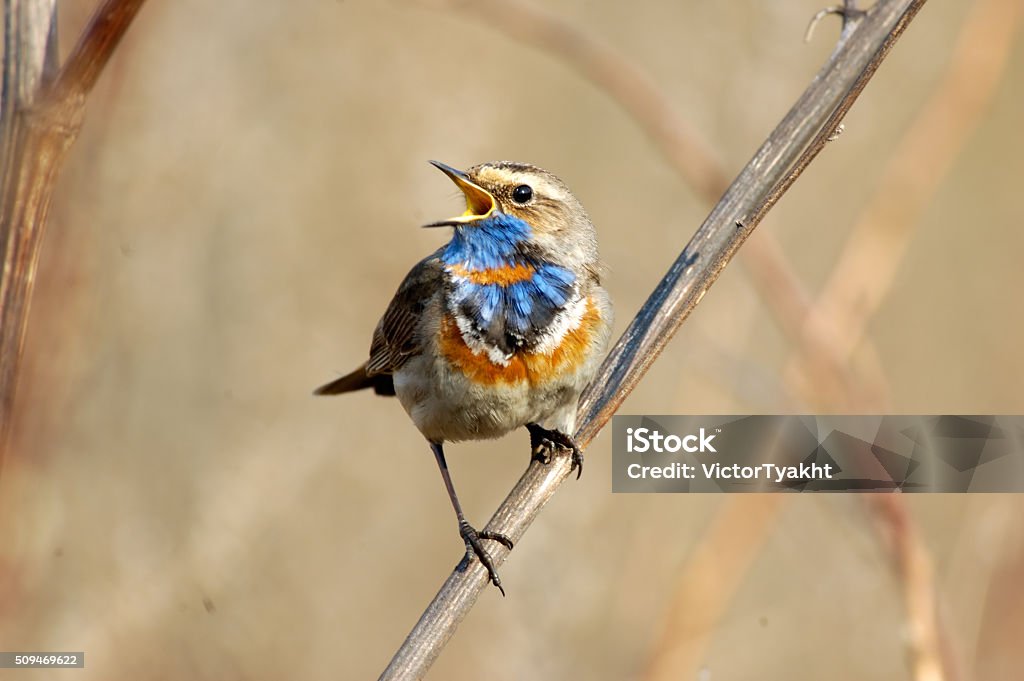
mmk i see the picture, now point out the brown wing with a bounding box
[365,252,444,376]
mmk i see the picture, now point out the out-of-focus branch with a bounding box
[641,496,787,681]
[870,495,962,681]
[380,2,927,678]
[785,0,1024,399]
[1,0,57,113]
[0,0,146,458]
[437,0,890,410]
[50,0,146,97]
[1,0,57,447]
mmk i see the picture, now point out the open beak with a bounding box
[423,160,500,228]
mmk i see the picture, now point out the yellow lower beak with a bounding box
[424,161,499,228]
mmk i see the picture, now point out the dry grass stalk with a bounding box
[0,0,148,457]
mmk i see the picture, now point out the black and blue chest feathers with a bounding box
[440,214,577,355]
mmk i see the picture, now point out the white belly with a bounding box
[392,353,583,443]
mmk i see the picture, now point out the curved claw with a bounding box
[527,423,584,479]
[459,520,512,596]
[570,448,584,480]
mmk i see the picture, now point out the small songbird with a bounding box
[315,161,612,594]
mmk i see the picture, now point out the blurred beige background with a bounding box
[2,0,1023,679]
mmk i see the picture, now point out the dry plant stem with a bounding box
[380,1,926,679]
[0,0,146,456]
[871,495,961,681]
[786,0,1024,399]
[1,0,58,449]
[447,0,889,410]
[1,1,56,107]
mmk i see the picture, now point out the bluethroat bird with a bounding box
[315,161,612,594]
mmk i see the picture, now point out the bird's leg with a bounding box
[429,441,513,596]
[526,422,584,479]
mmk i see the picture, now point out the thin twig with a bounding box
[380,1,927,678]
[0,0,147,458]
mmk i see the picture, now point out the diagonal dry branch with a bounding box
[380,1,927,678]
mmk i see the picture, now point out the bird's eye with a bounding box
[512,184,533,204]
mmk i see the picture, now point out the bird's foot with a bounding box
[459,519,513,596]
[527,423,584,479]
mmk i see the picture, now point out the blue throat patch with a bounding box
[441,213,532,270]
[441,214,576,353]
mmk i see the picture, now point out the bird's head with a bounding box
[425,160,600,271]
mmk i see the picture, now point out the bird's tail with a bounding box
[313,364,395,396]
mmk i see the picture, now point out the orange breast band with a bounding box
[447,262,536,286]
[438,298,602,387]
